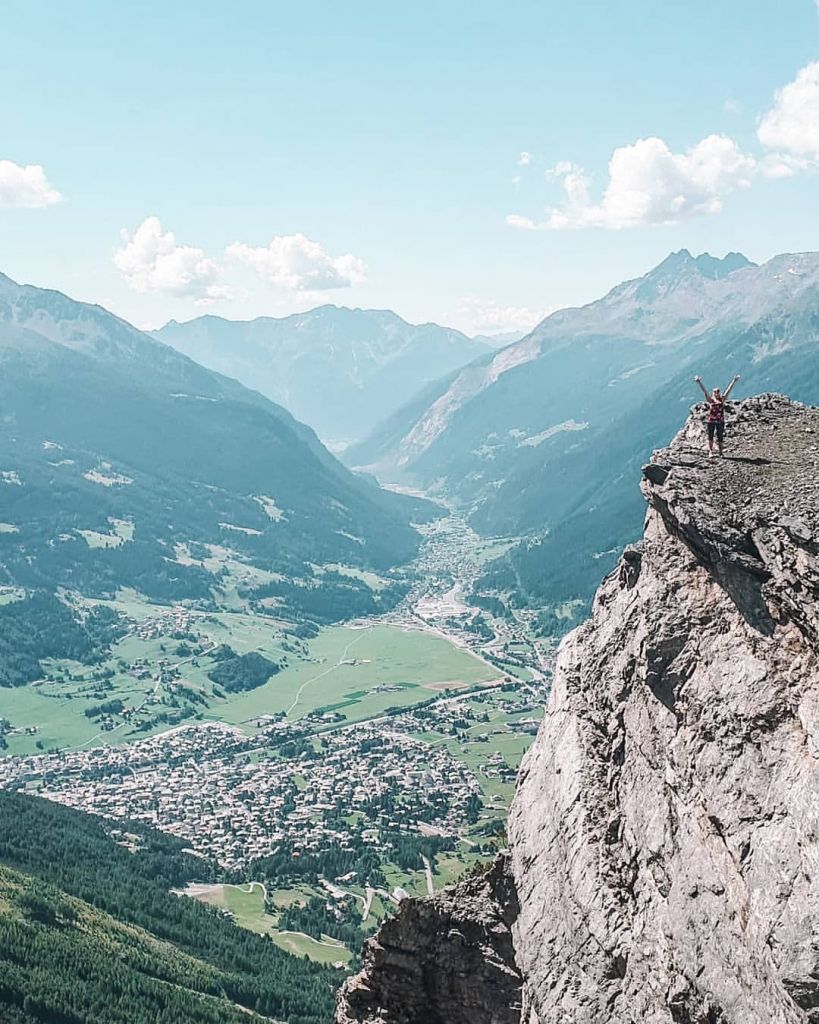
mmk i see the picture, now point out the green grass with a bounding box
[270,931,352,965]
[222,883,271,933]
[0,677,153,755]
[471,537,519,566]
[190,883,352,965]
[314,563,392,591]
[436,852,480,886]
[266,887,310,908]
[2,604,496,756]
[203,623,496,727]
[494,661,533,681]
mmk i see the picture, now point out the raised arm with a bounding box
[722,374,740,399]
[694,375,710,401]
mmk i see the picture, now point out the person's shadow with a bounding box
[723,455,773,465]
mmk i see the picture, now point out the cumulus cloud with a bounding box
[226,233,366,290]
[0,160,62,208]
[452,296,554,335]
[757,60,819,164]
[517,151,532,167]
[507,60,819,233]
[113,216,230,303]
[508,134,756,231]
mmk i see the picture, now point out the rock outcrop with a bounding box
[337,855,521,1024]
[337,395,819,1024]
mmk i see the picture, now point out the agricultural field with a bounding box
[209,622,497,727]
[0,594,497,757]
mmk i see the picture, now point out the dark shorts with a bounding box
[707,420,725,443]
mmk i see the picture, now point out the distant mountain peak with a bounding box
[0,270,21,298]
[649,249,755,281]
[155,304,485,444]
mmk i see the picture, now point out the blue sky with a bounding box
[1,0,818,333]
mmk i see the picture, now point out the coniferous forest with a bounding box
[0,791,339,1024]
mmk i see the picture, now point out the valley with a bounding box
[0,511,551,967]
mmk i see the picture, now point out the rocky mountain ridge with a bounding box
[337,394,819,1024]
[353,249,819,481]
[155,306,489,445]
[347,251,819,626]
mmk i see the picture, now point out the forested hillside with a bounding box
[0,272,434,688]
[0,791,339,1024]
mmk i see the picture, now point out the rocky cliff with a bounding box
[337,395,819,1024]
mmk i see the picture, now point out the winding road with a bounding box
[235,880,269,901]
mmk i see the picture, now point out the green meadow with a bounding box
[205,622,496,727]
[187,883,353,966]
[1,602,496,756]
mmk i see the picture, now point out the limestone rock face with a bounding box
[337,395,819,1024]
[335,855,521,1024]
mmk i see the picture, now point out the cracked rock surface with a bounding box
[338,395,819,1024]
[335,855,521,1024]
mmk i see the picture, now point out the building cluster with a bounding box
[385,514,554,681]
[133,605,197,641]
[0,704,487,871]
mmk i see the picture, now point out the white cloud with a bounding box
[505,213,539,230]
[505,59,819,234]
[0,160,62,208]
[113,216,230,303]
[517,151,532,167]
[757,60,819,164]
[451,296,554,335]
[545,160,575,178]
[508,134,756,231]
[226,233,366,290]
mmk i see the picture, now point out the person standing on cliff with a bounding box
[694,374,740,457]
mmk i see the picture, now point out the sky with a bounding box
[1,0,819,335]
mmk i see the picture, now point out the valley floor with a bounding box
[0,511,552,963]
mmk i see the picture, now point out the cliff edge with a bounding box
[337,394,819,1024]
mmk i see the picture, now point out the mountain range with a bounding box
[345,249,819,624]
[0,273,429,628]
[156,307,491,446]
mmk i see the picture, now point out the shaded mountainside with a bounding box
[337,395,819,1024]
[0,273,431,629]
[347,251,819,624]
[0,790,337,1024]
[156,306,490,445]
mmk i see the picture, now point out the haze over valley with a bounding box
[4,3,819,1021]
[4,244,819,1018]
[156,307,497,447]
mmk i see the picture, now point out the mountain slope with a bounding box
[0,790,337,1024]
[347,251,819,621]
[337,395,819,1024]
[0,274,429,617]
[156,306,490,445]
